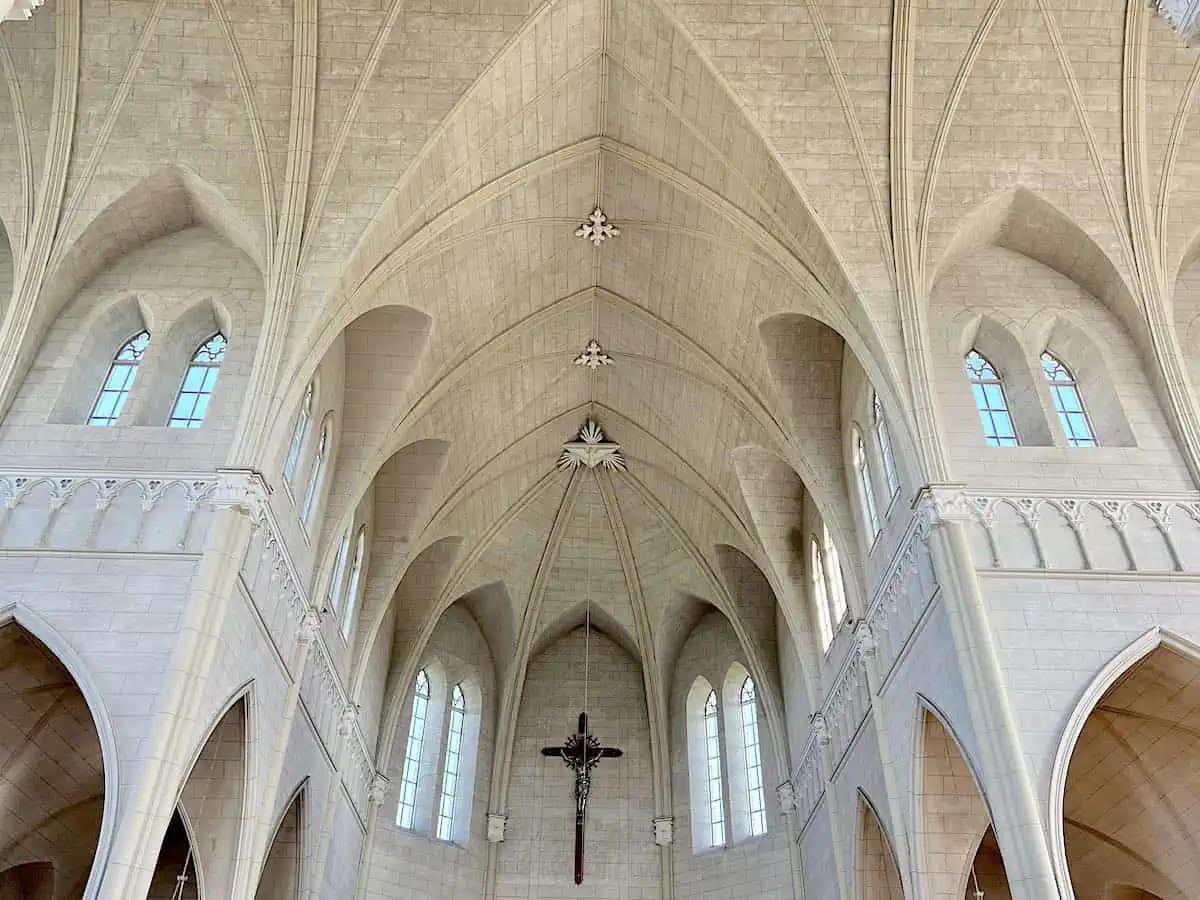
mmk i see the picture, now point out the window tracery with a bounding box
[168,333,226,428]
[1041,352,1097,447]
[964,350,1018,446]
[88,331,149,426]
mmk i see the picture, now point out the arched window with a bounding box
[300,417,332,529]
[964,350,1018,446]
[396,670,430,830]
[812,538,833,651]
[436,684,466,842]
[703,689,725,848]
[325,530,351,614]
[168,333,226,428]
[88,330,149,426]
[853,429,882,541]
[340,528,367,640]
[812,527,848,652]
[1041,353,1097,447]
[872,393,901,499]
[284,381,314,485]
[739,677,766,837]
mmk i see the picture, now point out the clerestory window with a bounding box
[739,677,766,837]
[396,669,430,830]
[812,527,848,652]
[703,689,725,848]
[300,417,332,529]
[964,350,1018,446]
[853,429,882,542]
[168,333,226,428]
[872,393,901,499]
[88,331,149,426]
[1041,353,1097,447]
[284,381,314,486]
[436,684,466,842]
[340,528,367,640]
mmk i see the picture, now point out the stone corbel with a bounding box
[915,483,971,532]
[367,773,390,806]
[487,813,507,843]
[338,703,360,737]
[653,816,674,846]
[810,712,830,747]
[775,780,797,813]
[853,620,877,658]
[212,468,270,519]
[297,609,323,648]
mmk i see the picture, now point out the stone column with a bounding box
[921,485,1060,900]
[98,470,260,900]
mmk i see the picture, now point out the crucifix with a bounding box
[541,711,623,884]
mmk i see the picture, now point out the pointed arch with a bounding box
[931,188,1142,352]
[856,791,904,900]
[0,606,118,899]
[253,782,305,900]
[1049,628,1200,900]
[915,698,1011,900]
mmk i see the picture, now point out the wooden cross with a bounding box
[540,711,623,885]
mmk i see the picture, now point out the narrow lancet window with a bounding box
[284,381,314,485]
[812,538,833,651]
[168,333,226,427]
[1041,353,1097,447]
[740,677,766,837]
[964,350,1018,446]
[340,528,366,640]
[704,689,725,848]
[88,331,149,426]
[397,670,430,830]
[436,684,466,842]
[325,530,351,615]
[853,430,882,540]
[824,526,848,627]
[872,393,901,498]
[300,419,332,528]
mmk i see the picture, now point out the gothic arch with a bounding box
[1049,628,1200,900]
[253,782,305,900]
[0,605,119,900]
[913,698,1011,900]
[855,790,904,900]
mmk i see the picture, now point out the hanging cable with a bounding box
[970,863,985,900]
[582,475,594,736]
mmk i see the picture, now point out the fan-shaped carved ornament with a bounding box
[558,420,626,471]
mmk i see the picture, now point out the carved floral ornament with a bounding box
[576,207,619,246]
[1,0,44,21]
[574,339,613,370]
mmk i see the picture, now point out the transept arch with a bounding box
[0,607,118,900]
[1049,628,1200,900]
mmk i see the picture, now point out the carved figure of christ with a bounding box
[540,712,623,885]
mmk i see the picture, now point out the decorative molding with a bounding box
[914,483,972,529]
[810,713,830,747]
[557,420,626,471]
[1,0,45,21]
[487,813,507,843]
[367,773,390,806]
[212,467,270,517]
[653,816,674,846]
[775,780,797,813]
[575,207,619,246]
[573,338,614,370]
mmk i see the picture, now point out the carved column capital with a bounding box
[653,816,674,846]
[487,813,507,843]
